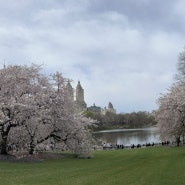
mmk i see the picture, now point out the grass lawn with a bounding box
[0,147,185,185]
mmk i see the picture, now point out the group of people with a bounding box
[102,141,170,150]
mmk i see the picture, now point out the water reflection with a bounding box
[93,127,161,146]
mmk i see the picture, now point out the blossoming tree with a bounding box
[0,64,96,157]
[155,48,185,145]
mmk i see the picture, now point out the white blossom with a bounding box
[0,64,96,157]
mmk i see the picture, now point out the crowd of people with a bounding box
[102,141,170,150]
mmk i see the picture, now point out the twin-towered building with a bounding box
[67,80,116,114]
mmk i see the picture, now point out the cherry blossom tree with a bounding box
[42,72,96,157]
[155,85,185,145]
[175,47,185,83]
[155,48,185,145]
[0,64,96,157]
[0,64,47,154]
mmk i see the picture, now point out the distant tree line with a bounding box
[83,110,156,130]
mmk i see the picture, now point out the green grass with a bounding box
[0,147,185,185]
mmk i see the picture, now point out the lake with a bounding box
[93,127,161,146]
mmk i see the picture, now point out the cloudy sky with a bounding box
[0,0,185,113]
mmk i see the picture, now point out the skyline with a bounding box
[0,0,185,113]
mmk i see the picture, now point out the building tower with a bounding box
[108,102,116,113]
[66,80,74,100]
[64,80,75,113]
[76,81,84,102]
[101,102,116,115]
[75,81,87,113]
[108,102,113,109]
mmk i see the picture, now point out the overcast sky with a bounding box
[0,0,185,113]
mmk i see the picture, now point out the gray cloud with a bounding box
[0,0,184,112]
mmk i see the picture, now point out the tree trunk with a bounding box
[0,123,15,155]
[29,137,35,155]
[176,136,180,146]
[29,147,34,155]
[1,139,8,155]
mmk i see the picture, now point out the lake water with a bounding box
[93,127,161,146]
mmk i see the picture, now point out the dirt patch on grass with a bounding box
[0,154,42,163]
[0,152,76,163]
